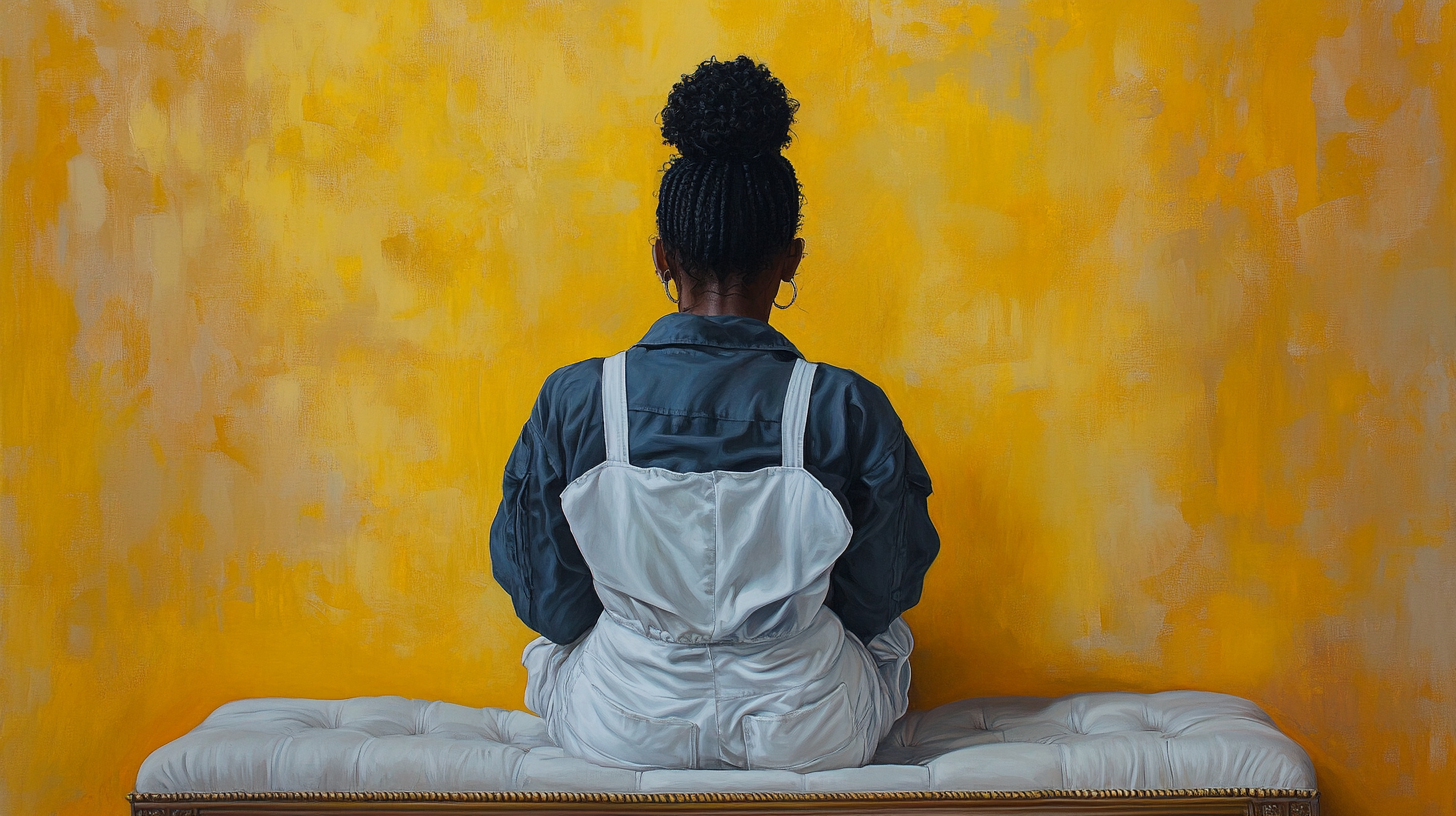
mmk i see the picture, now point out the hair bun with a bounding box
[660,55,799,161]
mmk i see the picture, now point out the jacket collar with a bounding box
[635,312,804,358]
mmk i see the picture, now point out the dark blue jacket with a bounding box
[489,313,940,646]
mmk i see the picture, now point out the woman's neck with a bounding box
[655,239,802,324]
[676,286,773,323]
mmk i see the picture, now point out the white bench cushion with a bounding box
[136,690,1315,793]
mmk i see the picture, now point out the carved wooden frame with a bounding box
[130,788,1319,815]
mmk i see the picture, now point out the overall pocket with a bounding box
[742,683,865,772]
[559,680,699,771]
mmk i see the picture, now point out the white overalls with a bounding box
[523,351,914,772]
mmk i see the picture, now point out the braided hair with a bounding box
[656,56,803,286]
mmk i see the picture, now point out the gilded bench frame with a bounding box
[130,788,1319,816]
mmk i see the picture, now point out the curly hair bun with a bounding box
[660,55,799,161]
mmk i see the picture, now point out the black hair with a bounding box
[656,56,803,285]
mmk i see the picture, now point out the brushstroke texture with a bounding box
[1,1,1452,814]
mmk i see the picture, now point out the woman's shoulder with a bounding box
[807,359,905,436]
[529,357,605,432]
[540,357,603,396]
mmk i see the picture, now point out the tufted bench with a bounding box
[131,690,1318,815]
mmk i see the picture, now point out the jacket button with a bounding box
[891,590,903,601]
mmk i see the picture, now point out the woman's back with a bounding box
[563,349,849,645]
[492,314,939,649]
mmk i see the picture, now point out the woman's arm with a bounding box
[826,394,940,644]
[489,404,604,645]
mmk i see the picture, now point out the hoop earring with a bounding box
[661,275,679,304]
[773,278,798,310]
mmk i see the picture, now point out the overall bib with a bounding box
[523,352,913,772]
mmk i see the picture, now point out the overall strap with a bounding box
[780,358,818,469]
[601,351,630,464]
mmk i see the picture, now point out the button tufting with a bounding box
[140,691,1318,793]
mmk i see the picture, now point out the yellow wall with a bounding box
[2,1,1453,813]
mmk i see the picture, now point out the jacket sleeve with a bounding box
[489,404,603,645]
[827,430,940,644]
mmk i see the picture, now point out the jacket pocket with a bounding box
[742,683,863,772]
[559,681,699,771]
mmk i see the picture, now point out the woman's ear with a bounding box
[652,239,671,281]
[781,238,805,282]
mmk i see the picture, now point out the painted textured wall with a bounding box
[2,1,1453,813]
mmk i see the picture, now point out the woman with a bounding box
[490,56,940,772]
